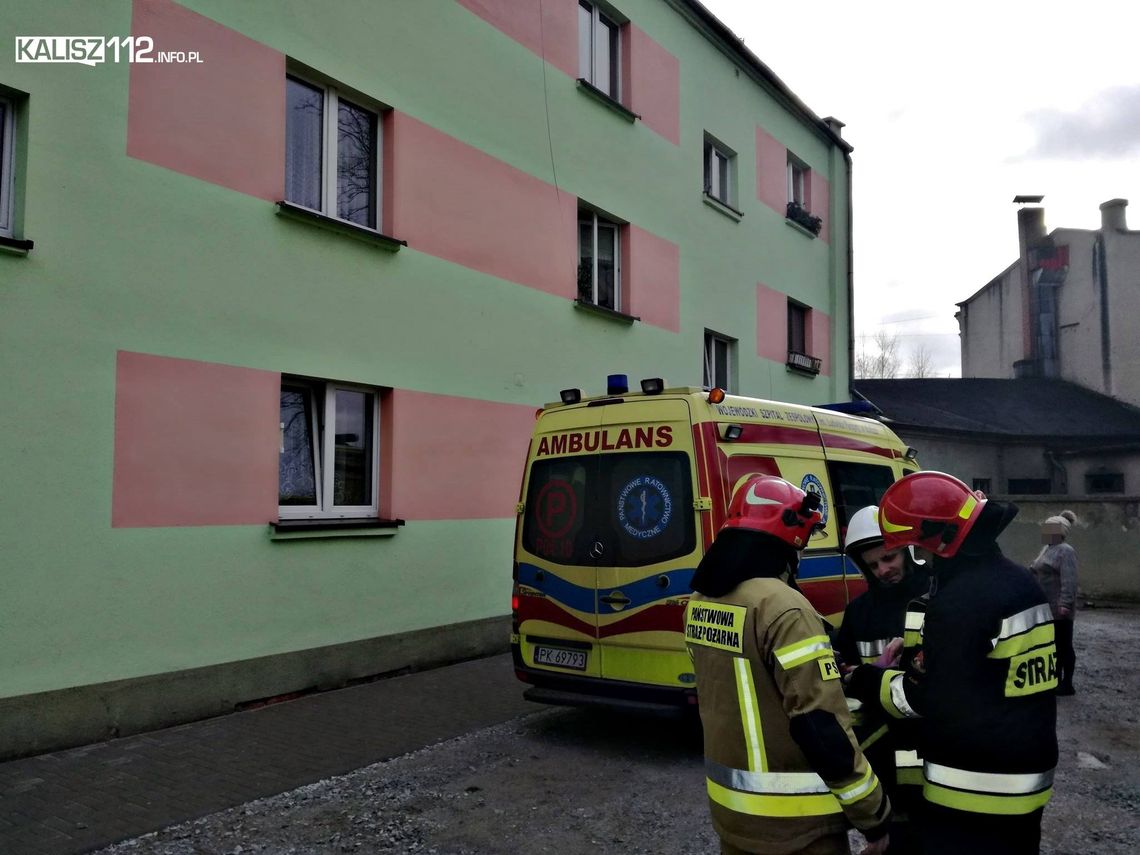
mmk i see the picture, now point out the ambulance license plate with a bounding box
[533,645,587,671]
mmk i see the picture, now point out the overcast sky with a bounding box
[701,0,1140,377]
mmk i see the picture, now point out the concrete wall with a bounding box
[998,500,1140,602]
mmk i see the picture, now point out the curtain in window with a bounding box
[285,78,323,211]
[333,389,374,506]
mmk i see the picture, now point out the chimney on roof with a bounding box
[1015,203,1047,373]
[1100,198,1128,231]
[822,116,845,138]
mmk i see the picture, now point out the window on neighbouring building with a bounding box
[0,93,15,237]
[1008,478,1051,495]
[788,300,808,354]
[285,75,380,230]
[578,207,621,311]
[578,0,621,100]
[787,155,809,208]
[1086,471,1124,494]
[279,378,379,518]
[703,331,735,391]
[703,135,736,208]
[972,478,992,493]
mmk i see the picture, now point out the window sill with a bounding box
[702,192,743,222]
[269,517,405,541]
[576,79,640,123]
[275,201,406,252]
[574,298,639,324]
[0,235,34,255]
[785,217,819,240]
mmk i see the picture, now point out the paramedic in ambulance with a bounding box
[845,472,1058,855]
[686,475,891,855]
[836,506,932,854]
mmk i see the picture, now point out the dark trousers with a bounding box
[1055,618,1075,689]
[922,804,1043,855]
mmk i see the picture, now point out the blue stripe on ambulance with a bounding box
[517,563,695,614]
[796,553,846,580]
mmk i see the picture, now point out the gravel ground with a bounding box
[101,606,1139,855]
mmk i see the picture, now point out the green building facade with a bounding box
[0,0,853,757]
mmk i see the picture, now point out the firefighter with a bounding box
[846,472,1058,855]
[686,475,891,855]
[836,505,931,854]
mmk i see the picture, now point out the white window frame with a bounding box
[787,156,809,208]
[578,0,621,100]
[703,331,736,392]
[579,209,622,312]
[0,94,14,238]
[704,135,736,207]
[279,379,380,520]
[285,73,382,232]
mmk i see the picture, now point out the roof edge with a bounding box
[669,0,853,154]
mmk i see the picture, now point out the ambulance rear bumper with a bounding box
[515,657,697,716]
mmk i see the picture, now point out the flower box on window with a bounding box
[786,201,823,236]
[786,350,821,375]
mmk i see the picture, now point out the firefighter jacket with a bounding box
[848,548,1058,818]
[835,566,931,817]
[687,577,891,854]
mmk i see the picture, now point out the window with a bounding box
[279,379,379,518]
[787,155,809,207]
[703,135,736,208]
[703,331,735,391]
[285,75,379,230]
[826,462,896,540]
[0,93,14,237]
[522,452,696,567]
[1086,471,1124,494]
[786,300,820,374]
[972,478,992,493]
[578,208,621,311]
[578,1,620,99]
[1008,478,1051,495]
[788,301,807,354]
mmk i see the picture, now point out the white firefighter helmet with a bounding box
[843,505,882,558]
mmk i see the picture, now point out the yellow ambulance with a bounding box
[510,376,917,711]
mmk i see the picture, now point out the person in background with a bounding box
[845,472,1057,855]
[686,475,891,855]
[836,506,932,853]
[1030,510,1079,696]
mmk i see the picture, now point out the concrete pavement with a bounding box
[0,653,535,854]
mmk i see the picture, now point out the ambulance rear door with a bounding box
[517,405,606,678]
[593,398,702,688]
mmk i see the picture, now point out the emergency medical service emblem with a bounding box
[617,476,672,539]
[800,474,829,525]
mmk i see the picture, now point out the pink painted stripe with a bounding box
[112,352,280,527]
[756,281,789,363]
[626,225,680,332]
[456,0,577,78]
[810,307,832,376]
[810,169,831,244]
[389,112,578,297]
[389,390,537,520]
[127,0,285,201]
[755,125,787,216]
[628,24,680,145]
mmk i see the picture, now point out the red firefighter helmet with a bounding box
[722,475,823,549]
[878,471,986,558]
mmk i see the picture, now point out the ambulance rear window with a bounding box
[522,451,696,567]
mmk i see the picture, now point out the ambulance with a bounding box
[510,375,918,711]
